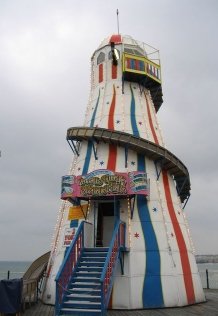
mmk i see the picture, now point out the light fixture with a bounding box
[111,42,120,66]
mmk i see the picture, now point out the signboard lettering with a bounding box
[61,169,149,199]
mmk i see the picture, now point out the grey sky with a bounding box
[0,0,217,260]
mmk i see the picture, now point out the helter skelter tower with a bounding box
[43,34,205,313]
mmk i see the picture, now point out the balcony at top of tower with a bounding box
[92,34,163,112]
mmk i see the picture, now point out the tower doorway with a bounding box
[96,201,119,247]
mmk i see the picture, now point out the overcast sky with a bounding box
[0,0,217,261]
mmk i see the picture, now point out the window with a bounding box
[97,52,105,65]
[124,47,145,57]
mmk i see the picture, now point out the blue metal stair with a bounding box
[59,247,108,316]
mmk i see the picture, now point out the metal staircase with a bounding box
[55,220,126,316]
[60,248,108,315]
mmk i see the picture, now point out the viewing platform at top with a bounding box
[121,38,163,111]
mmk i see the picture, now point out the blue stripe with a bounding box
[82,90,100,177]
[82,141,92,175]
[90,89,100,128]
[130,85,139,137]
[137,154,164,307]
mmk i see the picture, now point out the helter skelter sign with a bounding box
[61,169,149,199]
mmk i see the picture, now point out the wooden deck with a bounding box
[22,289,218,316]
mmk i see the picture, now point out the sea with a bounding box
[0,261,218,289]
[0,261,31,280]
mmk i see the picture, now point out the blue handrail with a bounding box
[100,220,126,312]
[55,221,85,315]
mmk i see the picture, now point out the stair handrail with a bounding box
[55,220,85,315]
[100,220,126,311]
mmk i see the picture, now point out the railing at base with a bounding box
[199,269,218,289]
[100,220,126,313]
[55,221,85,315]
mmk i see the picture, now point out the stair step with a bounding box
[67,293,101,298]
[84,247,108,252]
[69,288,101,295]
[77,267,103,272]
[60,308,101,315]
[70,283,101,289]
[75,272,101,277]
[80,257,105,262]
[72,278,101,284]
[63,300,101,309]
[79,262,104,267]
[83,252,107,257]
[66,294,101,302]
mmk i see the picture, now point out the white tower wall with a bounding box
[43,34,205,308]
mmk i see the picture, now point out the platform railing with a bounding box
[100,220,126,313]
[122,52,161,83]
[55,221,85,315]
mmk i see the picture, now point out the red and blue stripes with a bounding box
[145,91,195,304]
[162,170,195,304]
[130,87,163,307]
[144,92,159,144]
[82,89,100,175]
[107,85,117,171]
[90,89,100,128]
[82,141,92,175]
[130,84,139,137]
[137,154,164,308]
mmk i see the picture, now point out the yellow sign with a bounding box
[68,204,88,220]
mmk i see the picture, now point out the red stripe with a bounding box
[135,59,139,71]
[112,64,117,79]
[110,34,121,43]
[107,85,117,171]
[162,170,195,304]
[145,93,159,144]
[107,144,117,171]
[99,64,103,83]
[127,58,131,69]
[108,85,116,129]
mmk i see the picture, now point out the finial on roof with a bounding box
[116,9,120,35]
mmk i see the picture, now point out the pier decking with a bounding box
[22,289,218,316]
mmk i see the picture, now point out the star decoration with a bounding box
[138,121,142,125]
[153,207,158,212]
[116,120,120,124]
[134,232,140,238]
[100,161,104,166]
[131,161,135,166]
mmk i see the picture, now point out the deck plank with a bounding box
[22,289,218,316]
